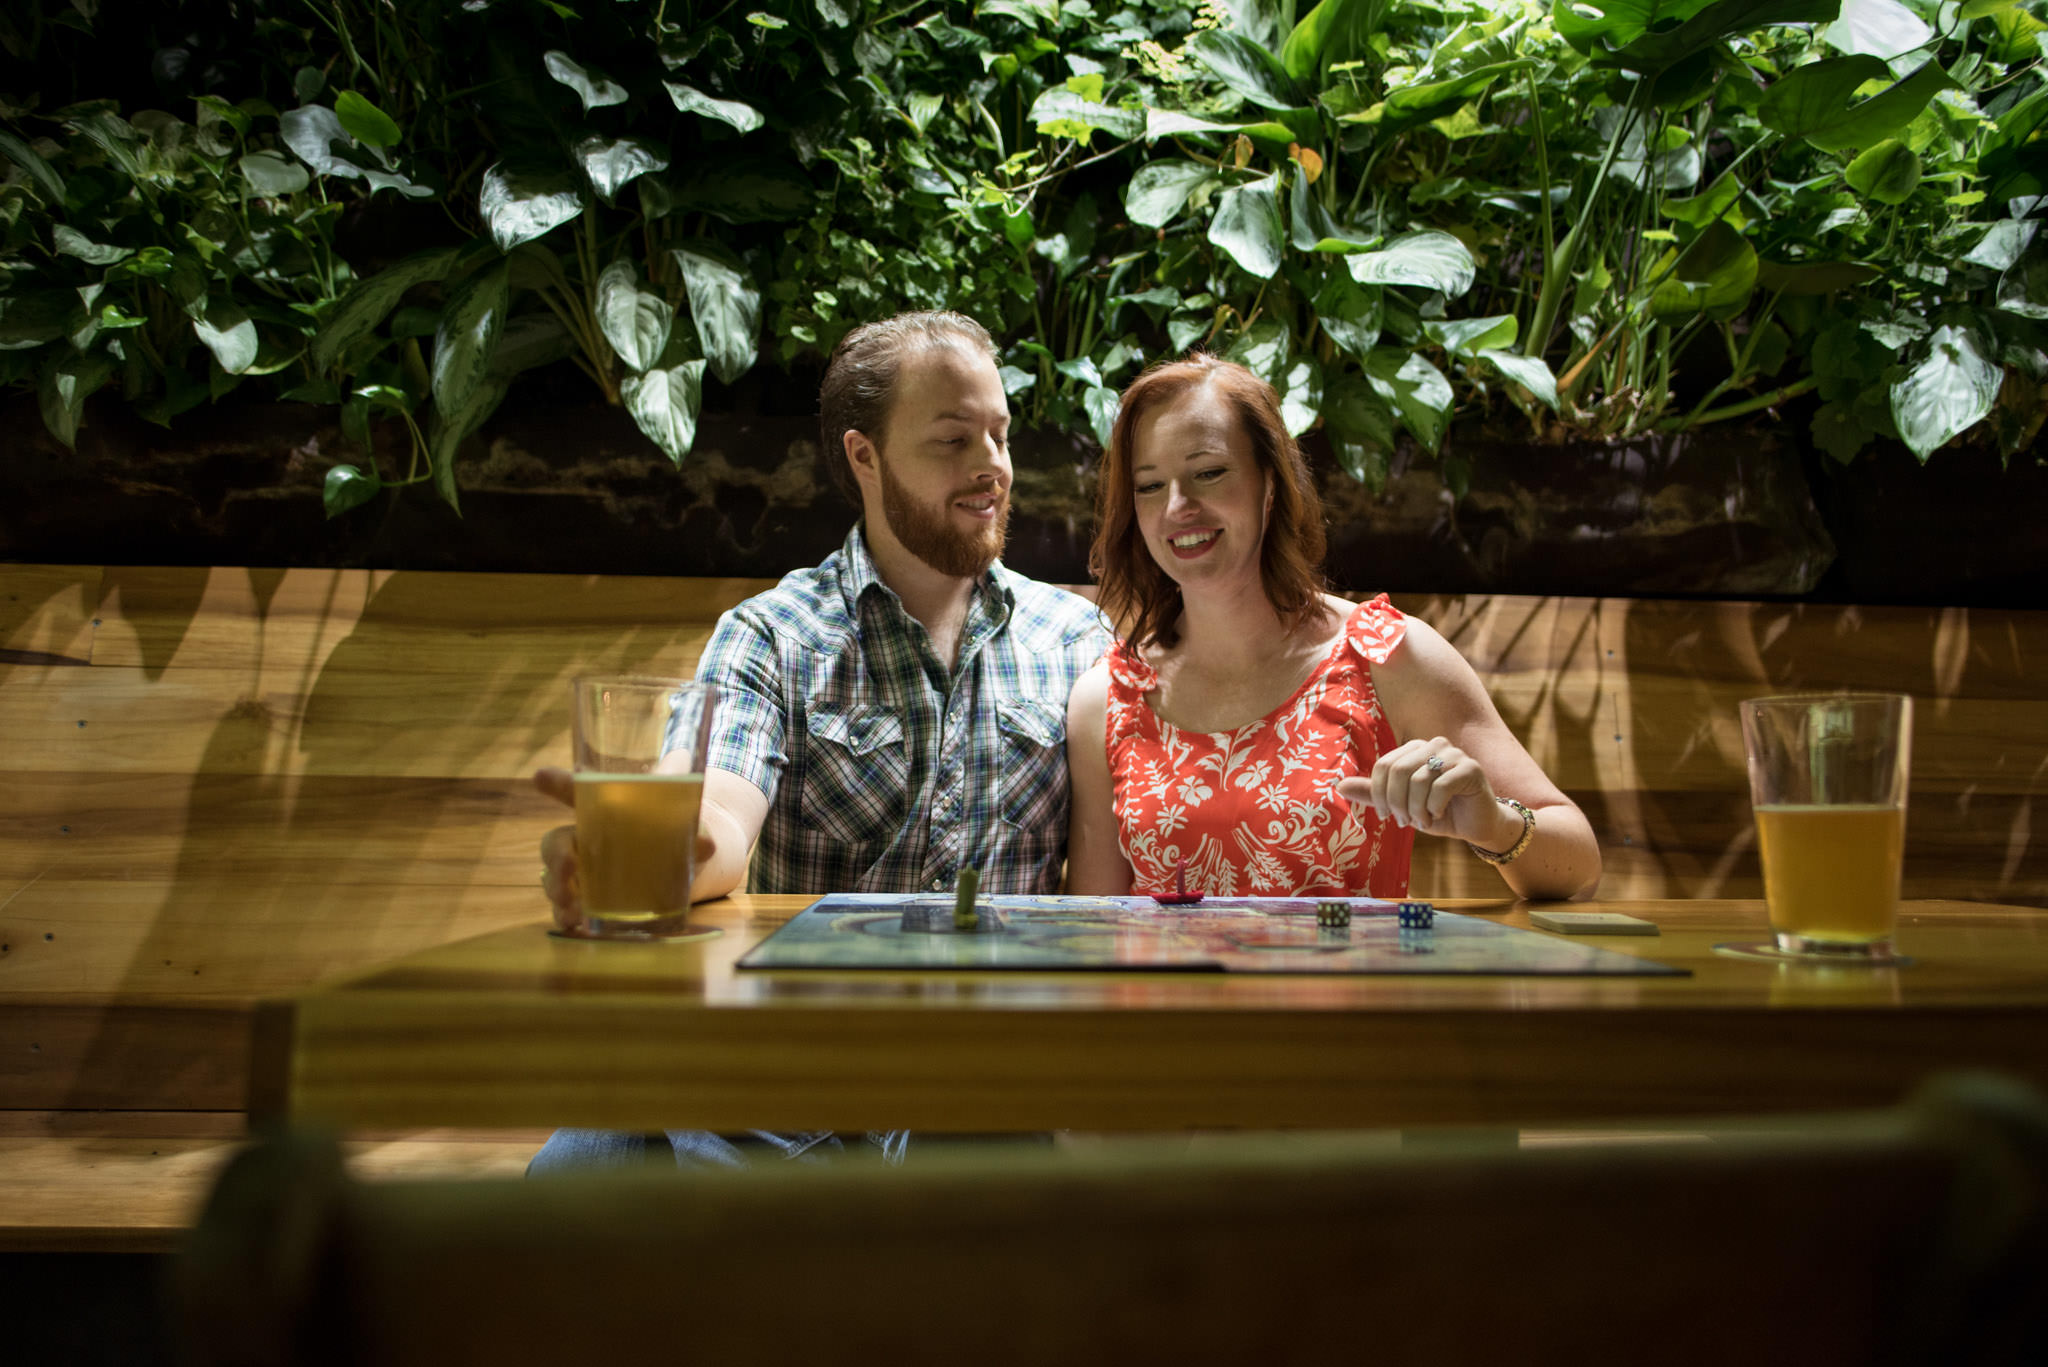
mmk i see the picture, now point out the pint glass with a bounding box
[571,677,717,939]
[1740,693,1912,960]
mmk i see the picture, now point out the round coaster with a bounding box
[1712,940,1912,968]
[548,924,724,944]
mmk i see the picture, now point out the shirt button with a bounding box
[930,876,945,891]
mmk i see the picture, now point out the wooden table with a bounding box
[250,897,2048,1131]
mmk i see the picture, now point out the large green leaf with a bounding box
[1225,319,1290,386]
[574,135,669,205]
[1844,138,1921,204]
[1188,30,1307,112]
[38,349,115,450]
[52,225,132,266]
[1613,0,1843,70]
[1277,356,1324,438]
[66,110,145,182]
[0,128,67,204]
[1314,272,1383,358]
[622,360,708,464]
[664,81,765,134]
[1423,315,1518,357]
[427,373,509,515]
[1649,220,1759,320]
[1382,59,1537,121]
[1891,322,1999,459]
[1964,220,2038,272]
[311,246,465,374]
[673,244,760,385]
[1821,0,1931,59]
[479,160,586,252]
[1555,0,1718,54]
[323,464,383,518]
[1345,231,1476,295]
[239,150,309,196]
[1760,55,1955,151]
[192,295,258,374]
[1364,348,1453,452]
[1289,165,1373,251]
[489,313,579,378]
[1662,167,1743,227]
[1208,173,1285,278]
[431,261,509,418]
[1558,0,1841,68]
[1998,245,2048,320]
[544,51,629,110]
[280,104,355,176]
[0,289,86,351]
[1323,369,1397,484]
[596,258,674,373]
[1981,87,2048,202]
[334,91,401,147]
[651,160,814,223]
[1029,88,1145,140]
[1281,0,1385,83]
[1125,160,1213,228]
[1081,385,1120,446]
[1143,109,1303,151]
[1478,348,1561,411]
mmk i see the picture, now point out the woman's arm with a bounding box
[1354,615,1602,901]
[1064,662,1134,895]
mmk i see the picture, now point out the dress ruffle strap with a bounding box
[1105,638,1160,693]
[1346,593,1408,665]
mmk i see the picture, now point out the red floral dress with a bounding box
[1105,595,1414,898]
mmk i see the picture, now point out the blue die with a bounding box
[1397,901,1434,929]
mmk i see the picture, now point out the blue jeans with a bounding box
[526,1128,911,1175]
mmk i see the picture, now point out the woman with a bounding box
[1065,356,1601,901]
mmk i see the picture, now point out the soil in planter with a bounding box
[1805,441,2048,610]
[0,392,1862,605]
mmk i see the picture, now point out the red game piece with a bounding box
[1153,858,1204,906]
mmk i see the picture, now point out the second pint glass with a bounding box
[1740,693,1912,960]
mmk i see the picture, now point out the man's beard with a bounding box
[878,452,1010,578]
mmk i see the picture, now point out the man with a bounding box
[529,310,1109,1171]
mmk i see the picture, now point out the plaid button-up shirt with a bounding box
[695,523,1109,896]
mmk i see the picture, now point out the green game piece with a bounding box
[953,867,981,929]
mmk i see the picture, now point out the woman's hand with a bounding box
[1336,736,1525,851]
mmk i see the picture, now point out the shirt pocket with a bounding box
[800,705,909,848]
[996,699,1068,831]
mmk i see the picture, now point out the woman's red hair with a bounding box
[1089,355,1327,650]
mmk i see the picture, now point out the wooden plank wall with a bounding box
[2,565,2044,1114]
[1404,593,2048,903]
[1,565,762,1113]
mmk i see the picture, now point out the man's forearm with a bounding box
[690,797,751,902]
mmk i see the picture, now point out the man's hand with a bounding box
[534,766,715,933]
[534,768,583,934]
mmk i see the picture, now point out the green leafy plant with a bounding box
[3,0,2044,529]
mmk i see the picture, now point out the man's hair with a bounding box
[1089,354,1327,650]
[818,311,999,504]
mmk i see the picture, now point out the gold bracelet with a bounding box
[1470,797,1536,866]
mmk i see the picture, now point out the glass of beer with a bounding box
[1740,693,1913,960]
[570,676,717,939]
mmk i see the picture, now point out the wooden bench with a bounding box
[4,563,2046,1252]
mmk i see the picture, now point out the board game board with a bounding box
[736,895,1687,977]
